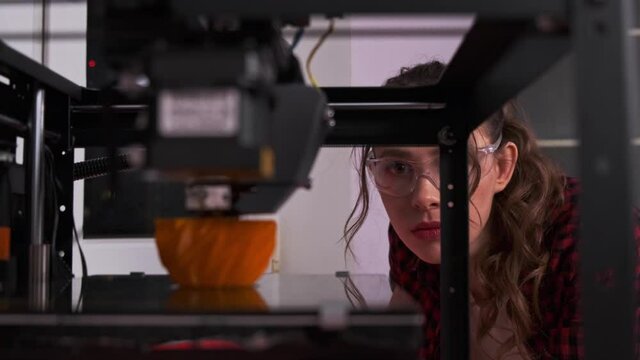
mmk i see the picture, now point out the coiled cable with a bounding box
[73,154,131,181]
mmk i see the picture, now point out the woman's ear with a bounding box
[493,141,518,193]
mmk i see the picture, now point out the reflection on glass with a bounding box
[339,275,368,309]
[167,287,267,312]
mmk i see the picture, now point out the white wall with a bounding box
[277,18,353,274]
[2,6,472,277]
[0,3,40,61]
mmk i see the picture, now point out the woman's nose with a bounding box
[411,176,440,211]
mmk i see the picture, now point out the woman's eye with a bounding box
[386,161,412,175]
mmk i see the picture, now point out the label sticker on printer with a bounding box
[185,185,232,211]
[158,89,240,137]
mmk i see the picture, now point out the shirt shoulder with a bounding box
[546,177,640,272]
[546,177,580,273]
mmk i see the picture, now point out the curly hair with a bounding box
[343,61,566,358]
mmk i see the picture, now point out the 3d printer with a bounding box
[0,1,423,358]
[0,0,636,359]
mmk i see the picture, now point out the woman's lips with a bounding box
[411,222,441,240]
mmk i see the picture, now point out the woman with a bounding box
[344,61,605,359]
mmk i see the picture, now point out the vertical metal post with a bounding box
[28,243,49,310]
[439,121,470,360]
[47,91,74,286]
[28,88,49,311]
[45,90,74,309]
[29,89,46,247]
[573,0,638,358]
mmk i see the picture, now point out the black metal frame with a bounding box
[0,0,638,358]
[165,0,567,18]
[574,0,638,358]
[0,40,79,287]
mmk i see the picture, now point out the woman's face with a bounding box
[371,129,517,264]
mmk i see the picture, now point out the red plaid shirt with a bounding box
[389,177,640,359]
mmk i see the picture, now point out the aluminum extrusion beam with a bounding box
[438,109,471,360]
[574,0,639,358]
[0,40,81,100]
[439,19,570,130]
[170,0,566,18]
[324,87,446,104]
[326,109,448,146]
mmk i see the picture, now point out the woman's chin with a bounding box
[413,242,442,265]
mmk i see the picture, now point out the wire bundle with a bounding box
[305,18,336,88]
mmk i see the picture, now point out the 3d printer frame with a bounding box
[0,0,637,359]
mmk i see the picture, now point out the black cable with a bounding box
[290,27,305,51]
[72,218,86,314]
[68,191,87,312]
[45,147,59,256]
[75,278,84,313]
[71,218,87,282]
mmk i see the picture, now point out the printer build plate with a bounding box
[0,274,423,359]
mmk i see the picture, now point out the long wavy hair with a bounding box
[343,61,565,358]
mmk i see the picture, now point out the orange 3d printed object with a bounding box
[155,218,276,288]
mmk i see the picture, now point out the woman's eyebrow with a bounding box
[376,148,439,159]
[376,149,413,158]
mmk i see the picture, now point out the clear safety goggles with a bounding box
[366,135,502,197]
